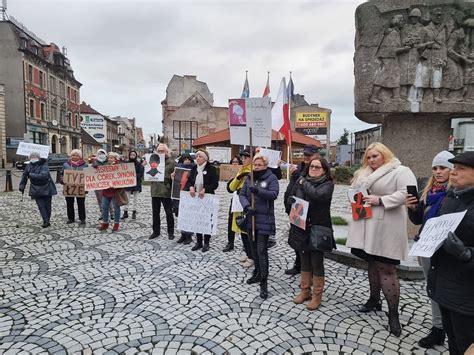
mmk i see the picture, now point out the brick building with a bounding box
[0,17,82,161]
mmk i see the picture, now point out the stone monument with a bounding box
[354,0,474,176]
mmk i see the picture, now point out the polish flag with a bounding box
[271,77,291,144]
[263,73,270,97]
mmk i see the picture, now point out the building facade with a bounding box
[0,17,82,161]
[161,75,228,155]
[110,116,136,156]
[354,125,382,164]
[105,117,119,153]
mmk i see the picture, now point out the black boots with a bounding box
[183,234,193,245]
[418,327,445,348]
[359,298,382,313]
[388,311,401,337]
[121,211,128,220]
[202,235,211,252]
[192,235,203,251]
[223,242,234,252]
[246,270,261,284]
[176,234,186,243]
[259,277,268,299]
[284,264,301,275]
[132,211,137,219]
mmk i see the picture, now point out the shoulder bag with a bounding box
[115,189,129,206]
[309,225,336,252]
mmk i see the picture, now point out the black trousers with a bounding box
[250,233,269,278]
[227,206,235,243]
[241,233,252,259]
[440,306,474,355]
[300,250,324,276]
[151,197,174,234]
[66,197,86,221]
[35,196,52,224]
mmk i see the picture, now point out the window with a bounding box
[28,65,33,82]
[51,106,57,122]
[60,109,66,126]
[29,99,35,118]
[40,102,45,120]
[32,132,46,145]
[39,71,44,89]
[49,76,56,94]
[172,120,198,154]
[67,112,72,127]
[59,82,65,98]
[73,114,78,128]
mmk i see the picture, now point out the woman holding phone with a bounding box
[406,150,454,348]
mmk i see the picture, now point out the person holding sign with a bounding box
[173,153,195,245]
[19,151,57,228]
[346,142,416,337]
[427,151,474,355]
[122,150,144,220]
[239,154,279,300]
[98,152,122,232]
[286,158,334,311]
[406,150,454,349]
[60,149,88,226]
[184,149,219,252]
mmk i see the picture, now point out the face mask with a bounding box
[30,158,39,163]
[97,154,106,162]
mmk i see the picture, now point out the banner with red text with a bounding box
[83,163,136,191]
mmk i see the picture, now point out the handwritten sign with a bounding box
[84,163,136,191]
[63,170,85,197]
[16,142,50,159]
[177,191,220,235]
[171,167,191,200]
[219,164,241,181]
[289,196,309,230]
[409,211,467,257]
[144,153,165,182]
[231,191,244,212]
[259,148,282,169]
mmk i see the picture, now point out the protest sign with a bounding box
[219,164,241,181]
[409,211,467,258]
[16,142,50,159]
[259,148,282,169]
[171,167,191,200]
[84,163,136,191]
[229,97,272,147]
[207,147,231,163]
[231,191,244,212]
[63,170,85,197]
[177,191,220,235]
[144,153,165,182]
[289,196,309,230]
[348,188,372,220]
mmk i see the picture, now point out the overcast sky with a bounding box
[7,0,375,142]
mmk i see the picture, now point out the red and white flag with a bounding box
[271,77,291,144]
[263,72,270,97]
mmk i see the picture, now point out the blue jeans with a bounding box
[102,196,120,223]
[35,196,52,224]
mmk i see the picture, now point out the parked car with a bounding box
[16,153,69,171]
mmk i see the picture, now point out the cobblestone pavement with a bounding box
[0,182,448,354]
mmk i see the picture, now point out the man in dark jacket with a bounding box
[283,144,321,275]
[427,151,474,355]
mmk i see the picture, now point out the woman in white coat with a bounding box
[347,142,417,337]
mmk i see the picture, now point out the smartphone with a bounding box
[407,185,418,200]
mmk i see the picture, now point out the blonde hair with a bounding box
[420,172,451,202]
[253,154,268,166]
[353,142,396,180]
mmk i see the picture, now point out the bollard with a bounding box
[4,170,13,192]
[56,170,62,183]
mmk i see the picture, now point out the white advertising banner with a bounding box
[177,192,220,235]
[81,114,107,143]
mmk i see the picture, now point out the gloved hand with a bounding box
[244,206,257,216]
[249,186,258,194]
[443,232,472,262]
[287,196,296,205]
[236,172,249,180]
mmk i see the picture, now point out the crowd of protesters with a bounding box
[17,142,474,353]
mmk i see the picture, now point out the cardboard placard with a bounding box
[84,163,136,191]
[63,170,85,197]
[219,164,241,181]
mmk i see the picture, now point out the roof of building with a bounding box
[81,128,102,146]
[193,128,322,147]
[80,102,103,116]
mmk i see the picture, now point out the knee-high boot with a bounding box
[293,271,312,304]
[307,276,324,310]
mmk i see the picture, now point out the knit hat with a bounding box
[97,149,107,156]
[432,150,454,169]
[196,149,209,161]
[70,149,82,158]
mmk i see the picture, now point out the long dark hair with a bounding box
[310,158,333,182]
[230,155,242,165]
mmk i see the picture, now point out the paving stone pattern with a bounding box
[0,182,448,354]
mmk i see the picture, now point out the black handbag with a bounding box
[236,214,247,230]
[309,225,336,252]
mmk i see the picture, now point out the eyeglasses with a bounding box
[253,163,266,167]
[309,165,323,170]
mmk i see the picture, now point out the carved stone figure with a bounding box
[414,8,448,103]
[464,18,474,100]
[369,14,409,104]
[399,8,424,101]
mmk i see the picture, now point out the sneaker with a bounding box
[98,223,109,231]
[149,232,159,239]
[238,255,248,263]
[242,259,254,268]
[66,220,75,224]
[79,220,86,227]
[112,223,120,232]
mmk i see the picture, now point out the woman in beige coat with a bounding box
[347,142,416,337]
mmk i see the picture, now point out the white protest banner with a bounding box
[177,191,220,235]
[289,196,309,230]
[84,163,136,191]
[409,211,467,258]
[171,167,191,200]
[259,148,282,169]
[231,191,244,212]
[144,153,165,182]
[63,170,85,197]
[229,97,272,147]
[16,142,50,159]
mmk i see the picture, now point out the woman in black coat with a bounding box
[19,152,57,228]
[287,157,334,310]
[122,150,144,220]
[184,149,218,252]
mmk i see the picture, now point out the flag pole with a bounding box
[287,72,293,179]
[249,127,256,241]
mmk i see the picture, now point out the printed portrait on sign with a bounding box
[229,99,247,127]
